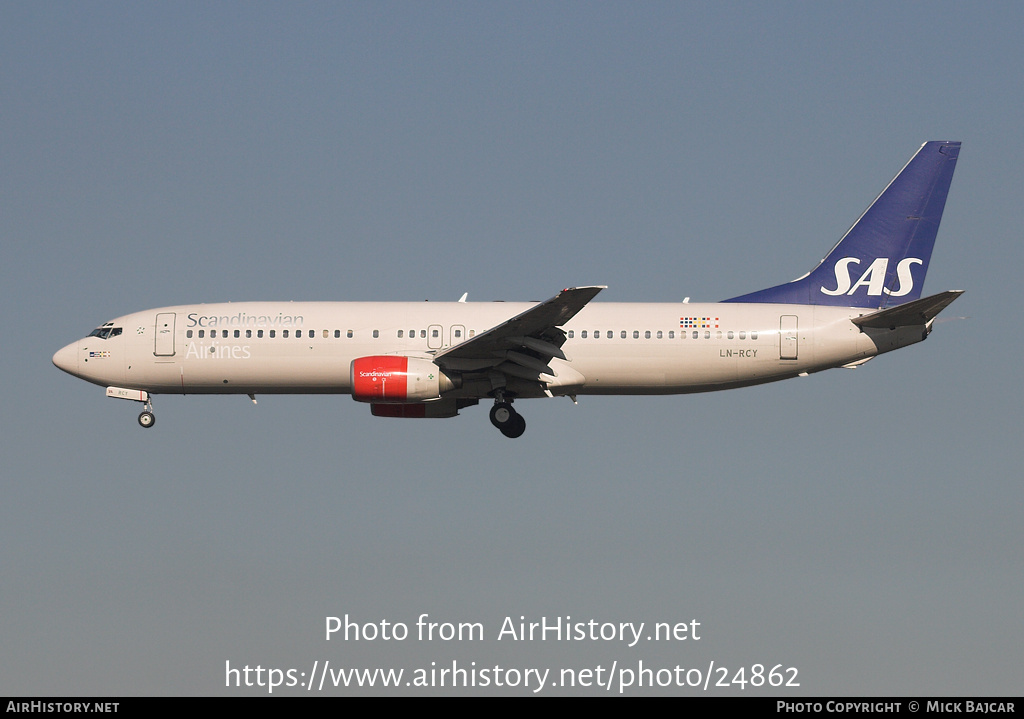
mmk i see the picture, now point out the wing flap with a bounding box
[434,286,604,365]
[433,286,604,391]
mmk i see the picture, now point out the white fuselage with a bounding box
[53,300,916,398]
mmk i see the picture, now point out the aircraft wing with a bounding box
[432,286,605,387]
[851,290,964,329]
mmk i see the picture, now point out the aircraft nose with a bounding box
[52,341,79,375]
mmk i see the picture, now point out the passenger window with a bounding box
[432,329,439,338]
[187,330,193,338]
[657,330,663,339]
[270,330,276,338]
[247,330,252,338]
[751,331,758,340]
[716,331,722,339]
[692,331,698,339]
[739,331,746,339]
[334,330,340,338]
[728,331,734,339]
[398,330,404,338]
[607,331,613,339]
[258,330,264,338]
[621,330,627,339]
[645,331,651,339]
[455,329,462,338]
[704,331,710,339]
[420,330,426,339]
[568,330,574,338]
[669,331,674,339]
[234,330,240,338]
[198,330,205,338]
[581,330,588,338]
[347,330,353,338]
[633,330,639,339]
[373,330,379,338]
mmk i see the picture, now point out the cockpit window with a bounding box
[87,326,122,340]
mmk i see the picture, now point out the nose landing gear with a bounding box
[137,397,155,428]
[489,397,526,438]
[105,386,156,429]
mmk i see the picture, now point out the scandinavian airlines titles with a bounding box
[186,312,305,328]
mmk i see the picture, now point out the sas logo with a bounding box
[89,351,111,358]
[821,257,922,297]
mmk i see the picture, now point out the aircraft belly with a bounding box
[131,362,181,392]
[181,354,350,392]
[571,345,741,393]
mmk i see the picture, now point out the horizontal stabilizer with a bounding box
[851,290,963,329]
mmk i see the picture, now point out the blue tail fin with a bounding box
[723,141,960,308]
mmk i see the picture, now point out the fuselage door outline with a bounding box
[428,324,443,350]
[780,315,798,361]
[154,313,176,357]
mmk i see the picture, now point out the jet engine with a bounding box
[350,356,458,403]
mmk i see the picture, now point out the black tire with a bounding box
[500,412,526,438]
[489,402,514,429]
[138,411,155,428]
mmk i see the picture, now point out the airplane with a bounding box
[53,140,963,438]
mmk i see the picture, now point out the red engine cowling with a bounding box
[350,356,457,403]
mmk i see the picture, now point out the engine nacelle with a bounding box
[350,356,458,403]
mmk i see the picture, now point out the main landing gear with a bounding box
[489,396,526,438]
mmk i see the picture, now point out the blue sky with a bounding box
[3,1,1022,695]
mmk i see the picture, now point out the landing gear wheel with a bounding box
[489,402,515,429]
[500,412,526,438]
[138,411,155,429]
[490,401,526,438]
